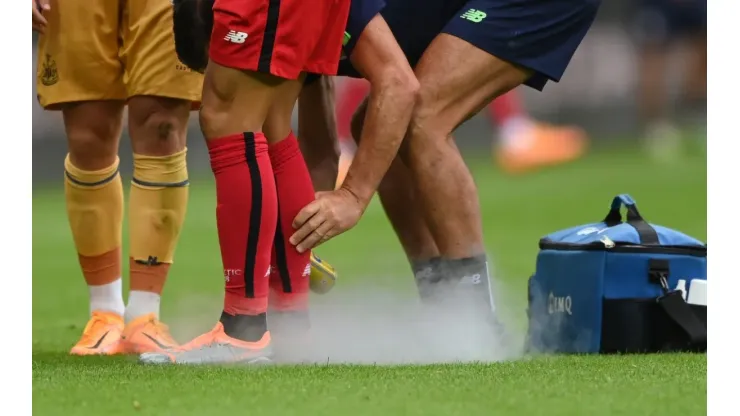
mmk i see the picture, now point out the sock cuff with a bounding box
[132,148,189,188]
[268,131,300,169]
[207,132,267,151]
[208,132,267,173]
[64,154,120,188]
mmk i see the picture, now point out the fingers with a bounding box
[37,0,51,9]
[32,4,48,33]
[295,220,335,253]
[290,210,325,249]
[292,201,320,231]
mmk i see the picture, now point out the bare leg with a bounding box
[350,99,440,264]
[297,76,340,192]
[403,34,530,259]
[125,96,192,329]
[199,61,288,343]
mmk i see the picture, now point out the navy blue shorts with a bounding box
[316,0,601,91]
[441,0,601,90]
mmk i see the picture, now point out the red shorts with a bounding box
[210,0,351,79]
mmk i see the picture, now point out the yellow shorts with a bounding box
[36,0,203,110]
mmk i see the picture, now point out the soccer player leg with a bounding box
[37,0,129,355]
[297,76,342,192]
[262,78,314,335]
[404,0,599,318]
[350,98,443,300]
[634,0,682,157]
[400,36,525,318]
[141,0,348,365]
[118,0,204,353]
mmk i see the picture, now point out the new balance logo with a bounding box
[461,9,487,23]
[224,30,248,43]
[462,274,482,285]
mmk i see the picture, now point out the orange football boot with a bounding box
[139,322,272,365]
[69,311,124,356]
[496,122,588,174]
[121,313,178,354]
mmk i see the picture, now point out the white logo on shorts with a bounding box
[224,30,248,44]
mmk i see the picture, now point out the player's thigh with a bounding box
[122,0,203,106]
[62,101,126,171]
[200,0,347,138]
[263,76,306,144]
[36,0,126,110]
[409,34,531,143]
[199,63,286,139]
[127,96,191,156]
[414,0,601,132]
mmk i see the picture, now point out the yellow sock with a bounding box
[64,155,123,287]
[128,148,189,295]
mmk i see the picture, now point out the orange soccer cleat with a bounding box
[495,122,588,174]
[69,311,125,356]
[139,322,272,365]
[121,313,179,354]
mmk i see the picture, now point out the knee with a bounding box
[66,117,121,171]
[129,96,190,156]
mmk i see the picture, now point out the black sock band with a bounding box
[220,311,268,342]
[411,257,444,300]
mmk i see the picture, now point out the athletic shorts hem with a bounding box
[126,89,201,104]
[440,31,556,91]
[208,53,302,81]
[37,94,128,111]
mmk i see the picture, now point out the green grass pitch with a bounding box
[33,147,707,415]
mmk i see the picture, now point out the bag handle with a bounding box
[603,194,660,245]
[649,260,707,350]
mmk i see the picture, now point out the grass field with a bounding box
[32,147,707,415]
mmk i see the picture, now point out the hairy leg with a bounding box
[350,99,439,263]
[403,34,530,258]
[401,34,530,313]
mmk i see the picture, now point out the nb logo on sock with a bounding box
[136,256,161,266]
[462,274,482,285]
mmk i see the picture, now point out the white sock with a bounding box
[500,116,535,150]
[89,278,125,316]
[125,290,161,323]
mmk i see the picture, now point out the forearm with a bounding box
[298,76,341,192]
[341,74,418,205]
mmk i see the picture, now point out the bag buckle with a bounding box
[648,259,671,294]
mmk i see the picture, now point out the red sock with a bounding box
[208,132,277,316]
[268,132,314,311]
[336,78,371,143]
[487,90,527,126]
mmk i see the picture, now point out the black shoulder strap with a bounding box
[657,291,707,348]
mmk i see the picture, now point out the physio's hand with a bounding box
[290,188,366,253]
[33,0,51,34]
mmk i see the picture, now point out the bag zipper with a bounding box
[539,237,706,257]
